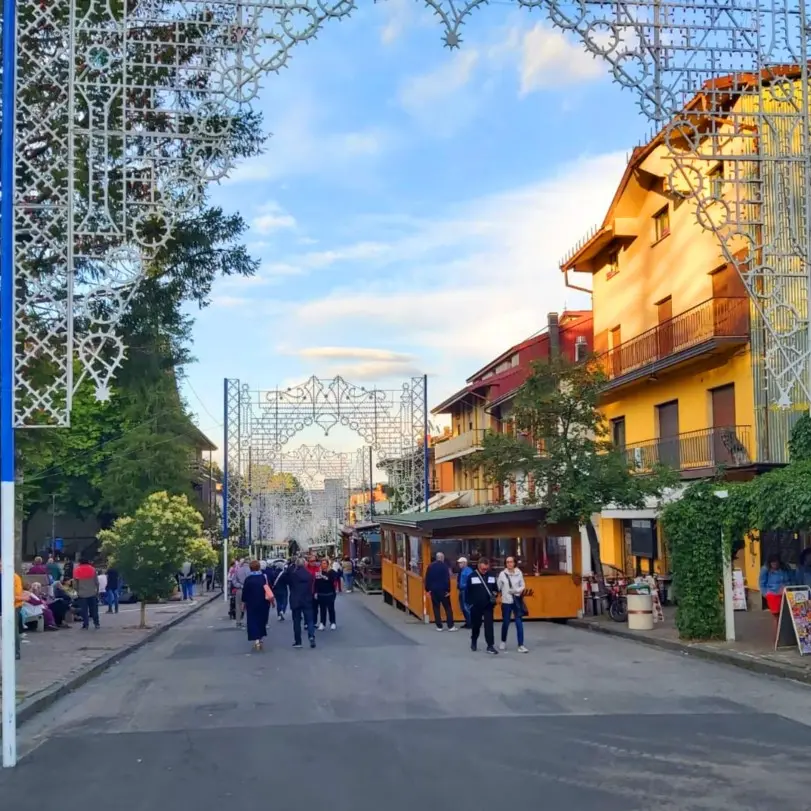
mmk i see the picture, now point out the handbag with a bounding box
[263,584,274,602]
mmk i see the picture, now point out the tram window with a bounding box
[408,535,422,574]
[395,532,407,567]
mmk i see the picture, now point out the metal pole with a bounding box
[222,379,229,543]
[247,445,252,547]
[1,0,18,768]
[423,375,430,511]
[369,447,375,518]
[222,536,228,604]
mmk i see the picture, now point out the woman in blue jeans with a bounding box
[497,557,529,653]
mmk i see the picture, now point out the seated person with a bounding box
[25,582,58,630]
[49,580,74,627]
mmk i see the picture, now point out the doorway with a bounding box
[711,384,736,465]
[656,400,680,468]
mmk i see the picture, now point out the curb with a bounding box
[569,618,811,686]
[15,592,222,726]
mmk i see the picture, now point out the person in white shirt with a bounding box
[97,570,108,602]
[497,556,529,653]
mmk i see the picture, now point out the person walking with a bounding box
[270,560,290,620]
[105,565,120,613]
[73,557,100,630]
[497,556,529,653]
[179,560,195,601]
[341,556,355,592]
[241,560,273,652]
[306,554,320,618]
[467,558,498,654]
[205,566,215,591]
[315,558,340,630]
[331,558,343,593]
[232,558,250,628]
[424,552,455,631]
[457,556,473,628]
[282,557,317,649]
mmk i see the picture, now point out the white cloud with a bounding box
[274,151,627,405]
[299,241,390,270]
[251,201,297,234]
[330,360,424,381]
[398,50,480,116]
[295,347,415,362]
[518,24,604,95]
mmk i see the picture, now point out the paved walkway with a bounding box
[1,588,223,703]
[3,592,811,809]
[572,605,811,683]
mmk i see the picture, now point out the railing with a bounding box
[623,425,752,472]
[434,429,486,461]
[602,297,749,381]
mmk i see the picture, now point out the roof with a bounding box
[431,380,488,415]
[187,422,217,452]
[561,64,809,274]
[378,503,548,532]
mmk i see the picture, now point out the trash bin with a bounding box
[627,592,654,631]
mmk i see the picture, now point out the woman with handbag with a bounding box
[241,560,274,651]
[466,558,499,655]
[497,557,529,653]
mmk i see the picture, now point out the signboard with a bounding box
[732,569,747,611]
[774,585,811,655]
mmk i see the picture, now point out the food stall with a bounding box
[340,521,382,593]
[378,505,583,622]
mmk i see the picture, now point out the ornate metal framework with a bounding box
[223,376,427,542]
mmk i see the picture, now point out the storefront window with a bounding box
[545,536,573,573]
[408,535,422,574]
[382,530,394,561]
[395,532,407,568]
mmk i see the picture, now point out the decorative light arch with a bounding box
[223,376,428,542]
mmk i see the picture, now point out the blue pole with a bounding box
[423,374,430,511]
[0,0,18,768]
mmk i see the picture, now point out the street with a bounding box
[2,594,810,809]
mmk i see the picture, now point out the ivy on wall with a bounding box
[660,480,727,640]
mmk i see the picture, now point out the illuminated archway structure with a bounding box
[224,376,428,542]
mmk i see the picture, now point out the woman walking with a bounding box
[315,558,340,630]
[497,556,529,653]
[241,560,273,651]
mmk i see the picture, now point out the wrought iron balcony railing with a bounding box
[623,425,752,473]
[602,297,749,388]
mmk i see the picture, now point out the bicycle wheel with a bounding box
[609,597,627,622]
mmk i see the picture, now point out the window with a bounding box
[408,535,422,574]
[653,205,670,242]
[606,249,620,280]
[611,416,626,449]
[395,532,406,567]
[575,335,588,362]
[708,164,723,199]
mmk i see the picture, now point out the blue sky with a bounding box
[181,2,650,457]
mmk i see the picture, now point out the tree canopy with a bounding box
[99,491,206,627]
[475,357,675,583]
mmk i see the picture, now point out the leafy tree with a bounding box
[475,357,675,586]
[99,491,205,628]
[186,536,218,573]
[788,414,811,463]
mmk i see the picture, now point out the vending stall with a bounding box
[379,505,583,622]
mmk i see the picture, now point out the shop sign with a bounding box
[775,586,811,655]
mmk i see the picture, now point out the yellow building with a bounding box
[560,73,806,594]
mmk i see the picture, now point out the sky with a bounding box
[180,2,650,460]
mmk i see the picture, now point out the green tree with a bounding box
[99,491,205,628]
[186,536,218,574]
[475,358,675,587]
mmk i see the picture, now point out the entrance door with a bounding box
[711,384,736,465]
[656,400,680,468]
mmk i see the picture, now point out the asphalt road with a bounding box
[3,594,811,809]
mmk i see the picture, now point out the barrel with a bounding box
[627,593,654,631]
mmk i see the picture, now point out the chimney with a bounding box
[547,312,560,358]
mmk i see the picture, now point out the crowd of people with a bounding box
[227,553,356,652]
[424,552,530,655]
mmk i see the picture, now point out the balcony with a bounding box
[623,425,753,476]
[601,297,750,392]
[434,429,485,462]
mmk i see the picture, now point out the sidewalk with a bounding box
[571,605,811,684]
[1,588,222,722]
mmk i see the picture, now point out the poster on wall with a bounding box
[732,569,747,611]
[775,585,811,655]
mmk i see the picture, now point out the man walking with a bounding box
[282,558,317,649]
[179,560,195,601]
[457,556,472,628]
[467,557,498,654]
[424,552,456,632]
[232,559,250,627]
[106,565,120,614]
[73,557,100,630]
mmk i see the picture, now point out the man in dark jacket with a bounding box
[424,552,456,631]
[105,566,120,614]
[282,558,316,649]
[467,557,498,654]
